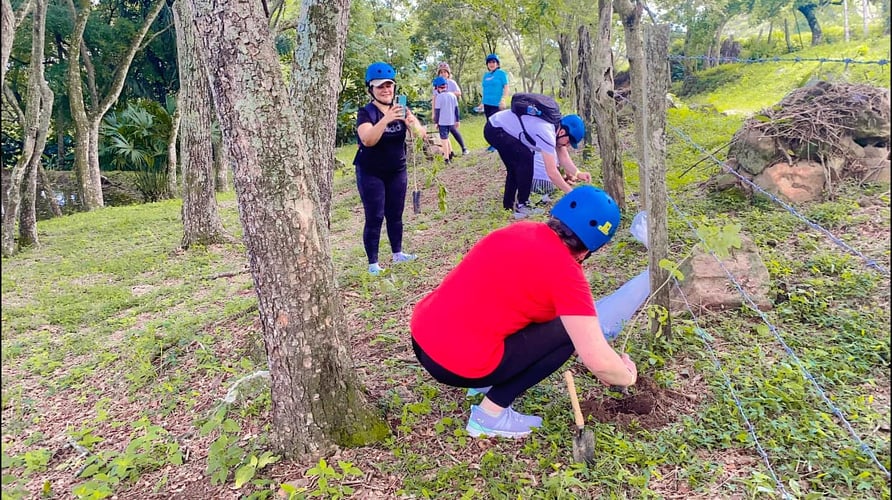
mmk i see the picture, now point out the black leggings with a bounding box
[482,105,500,146]
[484,122,534,210]
[412,318,574,408]
[356,166,407,264]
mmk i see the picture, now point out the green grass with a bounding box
[2,36,890,500]
[675,35,891,114]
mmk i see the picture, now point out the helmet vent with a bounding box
[590,220,598,227]
[569,201,577,209]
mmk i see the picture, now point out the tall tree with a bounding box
[591,0,626,209]
[615,0,647,205]
[1,0,34,84]
[187,0,389,455]
[172,0,227,248]
[2,0,52,256]
[66,0,165,210]
[288,0,351,228]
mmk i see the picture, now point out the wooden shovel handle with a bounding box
[563,370,585,428]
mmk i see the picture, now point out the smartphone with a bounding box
[396,94,408,118]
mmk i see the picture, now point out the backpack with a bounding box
[510,93,562,146]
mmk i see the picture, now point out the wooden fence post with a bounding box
[645,23,671,338]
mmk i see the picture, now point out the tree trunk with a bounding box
[288,0,350,229]
[167,94,181,197]
[644,23,671,338]
[19,81,53,248]
[557,32,573,101]
[2,0,50,256]
[592,0,625,209]
[1,0,33,84]
[784,17,793,53]
[212,128,229,192]
[173,0,227,248]
[575,24,595,151]
[188,0,389,457]
[843,0,850,41]
[797,4,823,45]
[37,163,63,217]
[862,0,868,38]
[615,0,647,206]
[66,0,166,211]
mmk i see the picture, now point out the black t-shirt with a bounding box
[353,102,407,175]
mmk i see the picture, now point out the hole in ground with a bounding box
[579,376,701,431]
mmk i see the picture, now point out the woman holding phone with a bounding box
[354,62,427,275]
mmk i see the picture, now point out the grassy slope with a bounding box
[2,38,890,499]
[676,36,891,114]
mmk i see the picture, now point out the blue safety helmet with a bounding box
[364,62,396,86]
[485,53,500,64]
[432,76,448,87]
[560,114,586,149]
[550,185,620,252]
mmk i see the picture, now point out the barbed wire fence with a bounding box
[614,29,891,494]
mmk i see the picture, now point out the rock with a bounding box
[670,235,772,313]
[728,128,778,176]
[753,160,826,203]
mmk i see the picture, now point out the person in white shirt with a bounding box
[484,110,590,218]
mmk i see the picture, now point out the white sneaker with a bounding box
[368,263,385,275]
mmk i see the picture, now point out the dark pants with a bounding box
[412,318,574,408]
[482,105,500,147]
[484,122,534,210]
[438,125,466,151]
[356,166,407,264]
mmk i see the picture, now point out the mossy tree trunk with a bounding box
[188,0,389,457]
[66,0,165,211]
[2,0,51,256]
[173,0,227,248]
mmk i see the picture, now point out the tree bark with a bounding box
[173,0,227,248]
[167,94,181,197]
[615,0,647,205]
[188,0,389,457]
[19,81,53,248]
[212,127,229,192]
[784,17,793,52]
[288,0,350,229]
[797,4,823,45]
[843,0,850,42]
[66,0,166,211]
[1,0,34,84]
[2,0,51,256]
[644,23,671,338]
[592,0,625,210]
[557,32,573,101]
[575,25,595,152]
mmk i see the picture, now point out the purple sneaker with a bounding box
[465,405,542,438]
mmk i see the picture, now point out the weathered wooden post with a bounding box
[644,23,671,338]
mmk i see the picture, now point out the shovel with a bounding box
[563,370,595,463]
[411,135,422,214]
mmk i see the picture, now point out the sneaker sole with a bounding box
[465,421,531,438]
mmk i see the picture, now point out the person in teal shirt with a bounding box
[479,54,509,151]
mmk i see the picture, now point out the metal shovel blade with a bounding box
[571,427,596,464]
[412,190,421,214]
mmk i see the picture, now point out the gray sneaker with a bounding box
[465,405,542,438]
[513,203,544,219]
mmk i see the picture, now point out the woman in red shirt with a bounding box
[411,185,639,438]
